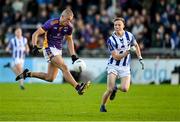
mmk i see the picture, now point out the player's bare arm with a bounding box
[5,45,10,52]
[32,27,45,46]
[25,43,30,54]
[134,42,144,69]
[65,35,75,55]
[134,42,142,58]
[5,41,12,53]
[65,34,79,63]
[111,50,129,60]
[65,35,76,56]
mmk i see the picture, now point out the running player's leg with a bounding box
[11,64,19,75]
[30,63,58,82]
[119,75,131,92]
[100,73,117,112]
[3,62,10,68]
[109,75,130,100]
[16,64,24,86]
[51,55,78,87]
[15,63,59,82]
[110,67,131,100]
[102,73,117,104]
[12,63,25,89]
[51,55,90,95]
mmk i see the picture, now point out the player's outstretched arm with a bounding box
[5,44,11,53]
[31,27,45,55]
[32,27,45,46]
[65,35,79,63]
[134,43,142,58]
[65,35,76,55]
[25,43,30,55]
[134,43,144,70]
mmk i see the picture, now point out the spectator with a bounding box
[38,9,49,24]
[131,17,144,41]
[50,6,60,19]
[164,33,171,48]
[26,0,39,17]
[12,0,24,13]
[0,29,5,49]
[0,0,179,57]
[4,27,14,45]
[170,23,179,50]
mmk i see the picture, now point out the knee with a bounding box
[121,86,129,92]
[45,76,55,82]
[107,88,114,93]
[46,79,54,82]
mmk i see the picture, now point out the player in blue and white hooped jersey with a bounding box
[4,27,29,90]
[15,8,90,95]
[100,17,144,112]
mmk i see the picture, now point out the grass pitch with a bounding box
[0,83,180,121]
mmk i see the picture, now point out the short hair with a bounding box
[113,17,125,24]
[14,26,22,32]
[15,26,21,30]
[61,8,74,17]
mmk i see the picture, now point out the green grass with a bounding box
[0,83,180,121]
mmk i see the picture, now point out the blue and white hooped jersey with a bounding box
[8,36,27,59]
[107,31,137,67]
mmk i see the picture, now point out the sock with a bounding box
[101,104,106,109]
[26,72,31,77]
[20,85,25,90]
[75,84,80,91]
[101,104,105,108]
[20,79,24,86]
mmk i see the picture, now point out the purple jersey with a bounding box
[42,18,73,50]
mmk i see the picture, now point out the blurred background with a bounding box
[0,0,180,84]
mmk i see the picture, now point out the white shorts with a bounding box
[43,47,62,62]
[11,58,24,67]
[106,64,130,78]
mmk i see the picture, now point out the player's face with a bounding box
[60,15,73,26]
[114,20,124,32]
[15,28,22,37]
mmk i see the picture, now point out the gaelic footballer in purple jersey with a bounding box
[42,18,73,50]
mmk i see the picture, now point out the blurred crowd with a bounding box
[0,0,179,56]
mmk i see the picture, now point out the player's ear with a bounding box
[121,20,125,29]
[123,23,125,29]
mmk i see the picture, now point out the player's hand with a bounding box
[31,45,41,56]
[71,55,79,64]
[139,58,144,70]
[128,46,136,53]
[124,50,130,56]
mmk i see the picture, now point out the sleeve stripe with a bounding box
[14,38,17,47]
[125,31,130,41]
[112,36,118,48]
[107,38,115,51]
[108,39,113,49]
